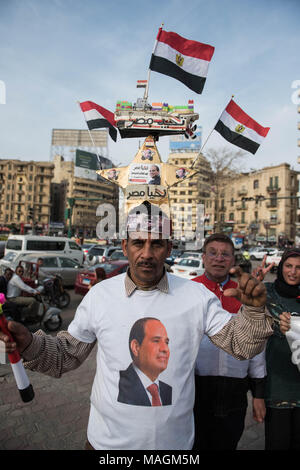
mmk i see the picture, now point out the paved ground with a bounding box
[0,352,265,451]
[0,356,265,451]
[0,262,271,451]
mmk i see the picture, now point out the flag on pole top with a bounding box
[137,80,148,88]
[79,101,117,142]
[149,27,215,94]
[214,99,270,154]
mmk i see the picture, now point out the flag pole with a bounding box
[144,23,164,101]
[77,101,103,170]
[190,128,215,169]
[190,95,234,169]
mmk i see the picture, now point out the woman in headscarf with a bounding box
[262,248,300,450]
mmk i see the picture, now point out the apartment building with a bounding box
[52,154,118,236]
[167,151,212,239]
[296,101,300,243]
[206,163,299,243]
[0,159,54,228]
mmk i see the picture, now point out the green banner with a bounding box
[74,149,98,180]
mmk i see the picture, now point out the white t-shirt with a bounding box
[68,273,231,450]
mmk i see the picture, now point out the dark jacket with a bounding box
[148,175,161,185]
[265,282,300,405]
[117,363,172,406]
[0,275,8,297]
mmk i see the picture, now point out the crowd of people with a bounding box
[0,201,299,451]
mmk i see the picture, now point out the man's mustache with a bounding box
[137,261,156,268]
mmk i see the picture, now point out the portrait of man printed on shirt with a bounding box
[117,317,172,407]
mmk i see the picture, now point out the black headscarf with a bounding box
[274,248,300,298]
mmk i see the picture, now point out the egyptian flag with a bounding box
[80,101,117,142]
[214,99,270,154]
[149,28,215,94]
[137,80,148,88]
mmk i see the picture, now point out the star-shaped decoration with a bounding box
[97,135,199,217]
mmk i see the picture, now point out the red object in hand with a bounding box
[0,295,34,403]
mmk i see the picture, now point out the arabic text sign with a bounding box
[125,185,167,201]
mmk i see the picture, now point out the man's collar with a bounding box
[204,272,230,286]
[125,268,169,297]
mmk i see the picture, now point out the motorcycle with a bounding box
[41,275,71,309]
[4,287,63,332]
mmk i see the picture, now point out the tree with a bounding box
[203,147,248,233]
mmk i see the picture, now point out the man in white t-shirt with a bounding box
[1,202,274,450]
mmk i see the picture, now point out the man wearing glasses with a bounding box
[192,233,266,450]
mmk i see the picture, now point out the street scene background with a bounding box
[0,261,273,451]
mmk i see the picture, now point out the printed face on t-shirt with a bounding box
[131,319,170,382]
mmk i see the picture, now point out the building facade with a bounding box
[205,163,299,244]
[52,154,118,238]
[167,151,212,240]
[296,101,300,244]
[0,159,54,230]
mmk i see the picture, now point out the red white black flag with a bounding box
[214,99,270,154]
[79,101,117,142]
[149,28,215,94]
[136,80,148,88]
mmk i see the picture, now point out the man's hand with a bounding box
[279,312,291,334]
[252,398,266,423]
[224,266,267,307]
[0,321,32,354]
[251,254,275,282]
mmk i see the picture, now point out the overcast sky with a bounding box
[0,0,299,172]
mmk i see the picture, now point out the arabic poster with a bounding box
[125,184,168,202]
[129,164,161,185]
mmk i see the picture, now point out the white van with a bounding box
[4,235,84,264]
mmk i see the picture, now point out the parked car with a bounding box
[234,252,252,273]
[165,249,184,266]
[0,250,48,274]
[86,245,119,265]
[171,257,205,279]
[109,250,128,261]
[81,243,97,258]
[266,250,284,272]
[16,253,84,287]
[5,235,84,263]
[75,260,129,295]
[173,251,202,264]
[250,247,276,260]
